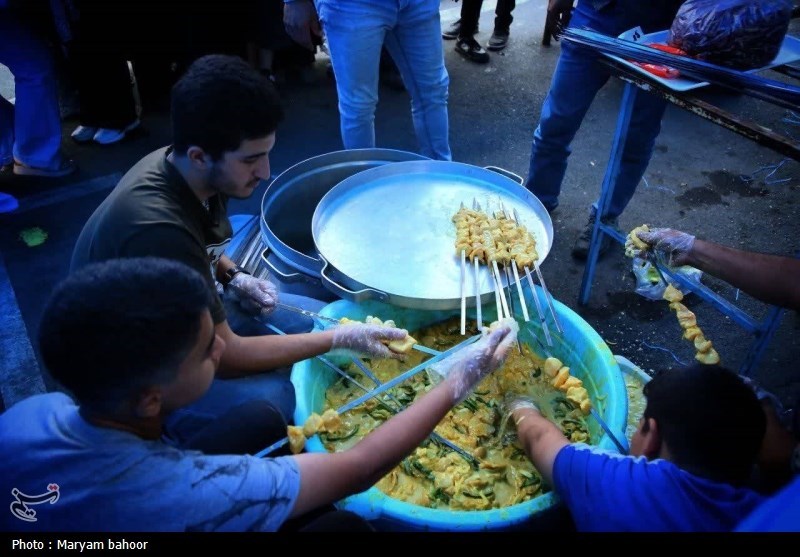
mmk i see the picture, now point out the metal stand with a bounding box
[578,67,796,376]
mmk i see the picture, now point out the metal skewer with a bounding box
[513,208,563,333]
[460,248,467,335]
[523,264,553,347]
[511,261,530,322]
[473,256,482,329]
[492,260,511,318]
[471,199,483,329]
[499,200,531,323]
[349,358,478,467]
[255,333,482,457]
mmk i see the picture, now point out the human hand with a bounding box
[636,227,696,267]
[331,323,409,359]
[283,0,322,51]
[428,323,517,403]
[228,273,278,316]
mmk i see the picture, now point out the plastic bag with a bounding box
[669,0,793,70]
[631,257,703,301]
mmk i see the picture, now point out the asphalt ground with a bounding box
[1,0,799,414]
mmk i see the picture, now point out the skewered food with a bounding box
[664,297,720,365]
[339,315,418,354]
[286,409,345,455]
[320,317,594,511]
[625,224,651,258]
[625,226,721,366]
[544,356,591,415]
[451,207,539,269]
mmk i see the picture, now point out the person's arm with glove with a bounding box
[288,323,516,518]
[504,396,570,486]
[283,0,322,51]
[637,228,800,311]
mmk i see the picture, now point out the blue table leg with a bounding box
[739,306,785,377]
[579,83,639,305]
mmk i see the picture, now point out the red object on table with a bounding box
[628,43,686,79]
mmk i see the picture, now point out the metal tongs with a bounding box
[274,302,441,356]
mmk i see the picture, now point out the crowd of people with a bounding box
[0,0,797,533]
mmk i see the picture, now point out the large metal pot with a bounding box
[259,149,429,285]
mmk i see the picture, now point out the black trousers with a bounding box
[459,0,516,38]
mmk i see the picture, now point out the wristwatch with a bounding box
[224,265,250,284]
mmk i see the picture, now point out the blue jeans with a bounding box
[316,0,451,160]
[164,217,329,443]
[0,16,64,169]
[524,1,669,219]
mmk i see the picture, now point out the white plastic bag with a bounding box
[631,257,703,301]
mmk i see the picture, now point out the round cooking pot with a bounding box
[260,149,429,284]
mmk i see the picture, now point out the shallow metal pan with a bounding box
[312,160,553,310]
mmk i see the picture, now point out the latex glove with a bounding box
[636,227,696,267]
[283,0,322,51]
[547,0,574,40]
[227,273,278,316]
[503,394,541,427]
[428,324,517,403]
[331,323,408,360]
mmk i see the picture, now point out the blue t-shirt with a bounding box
[0,393,301,532]
[553,444,766,532]
[735,476,800,532]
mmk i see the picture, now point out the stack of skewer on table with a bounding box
[452,199,562,346]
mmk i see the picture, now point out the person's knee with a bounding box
[230,400,289,445]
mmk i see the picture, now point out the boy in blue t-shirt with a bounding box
[505,364,767,531]
[0,257,516,532]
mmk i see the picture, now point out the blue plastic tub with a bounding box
[291,287,627,531]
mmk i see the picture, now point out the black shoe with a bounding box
[572,209,619,260]
[487,28,510,51]
[455,37,490,64]
[443,19,477,40]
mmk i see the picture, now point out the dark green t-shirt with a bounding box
[71,147,232,323]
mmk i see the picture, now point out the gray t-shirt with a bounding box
[0,393,301,531]
[71,147,232,323]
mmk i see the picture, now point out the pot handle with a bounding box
[261,246,315,284]
[484,165,524,185]
[319,256,389,303]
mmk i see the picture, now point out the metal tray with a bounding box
[608,28,800,92]
[312,160,553,310]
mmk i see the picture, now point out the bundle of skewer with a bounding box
[452,198,562,346]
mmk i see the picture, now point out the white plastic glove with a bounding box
[331,323,409,360]
[428,323,517,403]
[227,273,278,317]
[283,0,321,51]
[636,228,696,267]
[503,395,540,428]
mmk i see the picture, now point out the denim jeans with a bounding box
[0,16,63,169]
[316,0,451,160]
[523,1,669,219]
[163,216,330,443]
[163,291,328,444]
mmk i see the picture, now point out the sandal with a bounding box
[13,158,77,178]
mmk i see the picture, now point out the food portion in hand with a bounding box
[339,315,418,354]
[452,206,539,269]
[320,317,593,511]
[286,410,344,454]
[625,224,651,258]
[287,425,306,455]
